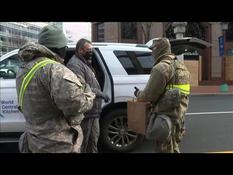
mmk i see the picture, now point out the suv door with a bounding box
[0,53,25,133]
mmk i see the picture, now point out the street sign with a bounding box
[218,36,224,57]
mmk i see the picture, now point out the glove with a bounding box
[102,94,110,102]
[134,86,139,97]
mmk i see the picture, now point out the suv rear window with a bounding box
[114,51,154,74]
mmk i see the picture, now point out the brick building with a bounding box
[0,22,62,56]
[92,22,233,85]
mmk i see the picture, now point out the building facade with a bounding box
[92,22,233,85]
[0,22,62,56]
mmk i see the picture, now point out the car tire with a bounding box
[98,108,144,153]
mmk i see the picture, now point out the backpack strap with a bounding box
[165,58,190,95]
[160,59,176,82]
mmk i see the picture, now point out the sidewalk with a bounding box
[191,85,233,95]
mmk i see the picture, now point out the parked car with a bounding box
[0,38,210,152]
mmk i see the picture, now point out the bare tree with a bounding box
[165,23,175,39]
[185,22,205,40]
[165,22,206,40]
[140,22,152,43]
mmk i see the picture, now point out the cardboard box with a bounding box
[127,100,151,135]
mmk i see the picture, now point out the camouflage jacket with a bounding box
[66,54,103,118]
[137,55,190,124]
[16,42,95,153]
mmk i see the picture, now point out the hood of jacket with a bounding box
[18,42,63,63]
[152,38,175,65]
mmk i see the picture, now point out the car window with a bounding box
[114,50,154,75]
[0,54,21,79]
[114,51,138,74]
[134,51,155,74]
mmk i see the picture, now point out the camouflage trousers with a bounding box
[18,124,83,153]
[152,114,185,153]
[80,117,100,153]
[154,135,180,153]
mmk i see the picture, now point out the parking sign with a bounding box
[218,36,224,57]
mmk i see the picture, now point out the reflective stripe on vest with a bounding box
[166,84,190,95]
[18,59,57,112]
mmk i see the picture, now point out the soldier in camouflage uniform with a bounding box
[16,25,95,153]
[134,38,190,153]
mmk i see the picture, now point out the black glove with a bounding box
[102,94,110,102]
[134,86,139,97]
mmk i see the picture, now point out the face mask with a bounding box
[83,51,93,60]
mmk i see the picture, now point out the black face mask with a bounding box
[83,51,93,60]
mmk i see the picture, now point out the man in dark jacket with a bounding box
[66,38,109,153]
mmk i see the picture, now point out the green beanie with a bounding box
[38,24,67,49]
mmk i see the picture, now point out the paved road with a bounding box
[1,95,232,153]
[132,94,233,153]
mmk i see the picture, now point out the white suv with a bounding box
[0,38,210,152]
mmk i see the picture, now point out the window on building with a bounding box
[121,22,137,40]
[33,33,38,39]
[1,47,7,52]
[0,25,5,32]
[226,22,233,42]
[96,23,104,42]
[0,36,7,42]
[114,50,154,75]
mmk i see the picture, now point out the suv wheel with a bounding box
[99,108,144,152]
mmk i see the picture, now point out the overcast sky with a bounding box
[63,22,92,43]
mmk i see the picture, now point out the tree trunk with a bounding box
[141,22,152,43]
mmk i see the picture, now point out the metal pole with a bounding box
[172,22,187,61]
[220,22,229,82]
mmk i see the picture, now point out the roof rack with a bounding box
[67,42,148,48]
[92,42,148,47]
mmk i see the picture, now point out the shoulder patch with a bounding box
[57,65,83,87]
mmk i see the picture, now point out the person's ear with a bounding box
[75,48,81,55]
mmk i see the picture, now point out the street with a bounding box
[132,94,233,153]
[0,95,233,153]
